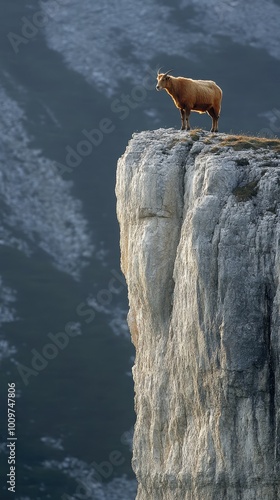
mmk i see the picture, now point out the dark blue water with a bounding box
[0,1,280,499]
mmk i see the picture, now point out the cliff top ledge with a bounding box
[128,127,280,153]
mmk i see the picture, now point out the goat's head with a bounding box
[156,70,173,91]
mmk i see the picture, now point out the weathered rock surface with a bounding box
[116,129,280,500]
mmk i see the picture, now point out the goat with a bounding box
[156,70,223,132]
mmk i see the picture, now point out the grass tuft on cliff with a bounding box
[220,135,280,152]
[233,180,259,202]
[166,129,280,154]
[212,133,280,152]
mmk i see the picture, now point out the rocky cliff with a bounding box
[116,129,280,500]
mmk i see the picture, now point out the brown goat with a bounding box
[156,70,223,132]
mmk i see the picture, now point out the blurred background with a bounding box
[0,1,279,498]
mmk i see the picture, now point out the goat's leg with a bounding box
[215,112,220,133]
[208,107,219,133]
[212,117,217,133]
[180,108,190,130]
[186,110,191,130]
[180,109,186,130]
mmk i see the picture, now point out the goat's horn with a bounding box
[163,69,173,77]
[157,67,162,75]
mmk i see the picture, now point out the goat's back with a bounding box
[175,77,222,109]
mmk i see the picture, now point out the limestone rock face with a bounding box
[116,129,280,500]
